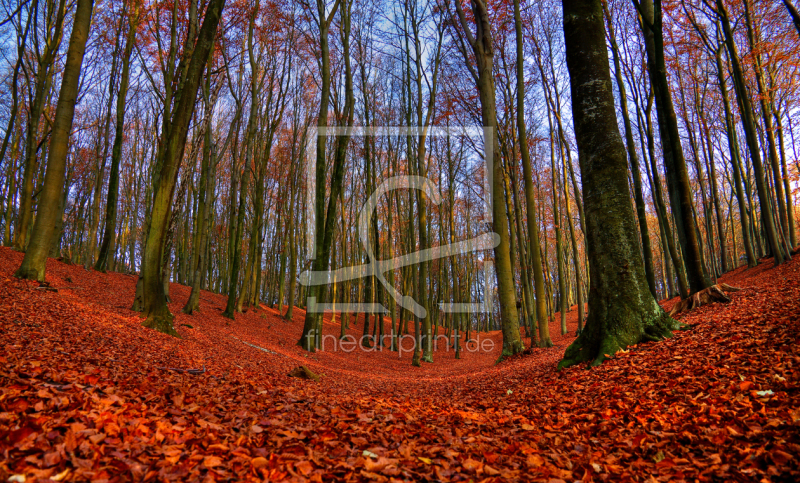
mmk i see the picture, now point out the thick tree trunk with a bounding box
[559,0,680,369]
[603,3,657,298]
[15,0,93,280]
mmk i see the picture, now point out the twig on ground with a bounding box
[157,365,206,375]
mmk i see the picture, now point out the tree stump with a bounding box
[288,365,320,382]
[668,283,741,317]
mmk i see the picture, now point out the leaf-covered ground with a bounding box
[1,247,798,482]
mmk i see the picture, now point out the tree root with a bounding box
[141,312,181,338]
[558,308,677,370]
[668,283,741,317]
[288,365,320,382]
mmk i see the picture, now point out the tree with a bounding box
[14,0,94,280]
[714,0,789,266]
[96,0,141,272]
[183,55,221,315]
[0,2,33,243]
[298,0,355,351]
[451,0,524,358]
[559,0,680,369]
[603,0,657,298]
[783,0,800,37]
[139,0,226,335]
[634,0,711,295]
[222,0,261,319]
[14,0,68,252]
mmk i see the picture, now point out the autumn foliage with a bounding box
[1,247,798,482]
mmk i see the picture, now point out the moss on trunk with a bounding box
[141,310,180,338]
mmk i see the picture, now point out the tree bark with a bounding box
[14,0,94,280]
[96,2,140,272]
[603,1,657,298]
[139,0,226,335]
[14,0,67,251]
[716,0,788,265]
[635,0,711,294]
[783,0,800,39]
[453,0,524,358]
[559,0,679,369]
[299,0,353,351]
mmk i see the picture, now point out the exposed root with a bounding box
[288,365,320,382]
[668,284,741,317]
[141,312,180,338]
[13,266,43,282]
[558,309,677,370]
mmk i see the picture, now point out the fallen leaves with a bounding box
[0,248,798,482]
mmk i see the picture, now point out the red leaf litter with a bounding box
[0,247,798,482]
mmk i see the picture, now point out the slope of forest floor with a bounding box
[0,246,798,482]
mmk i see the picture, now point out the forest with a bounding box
[0,0,798,480]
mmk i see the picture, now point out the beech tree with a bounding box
[1,0,795,365]
[559,0,681,368]
[139,0,226,335]
[634,0,711,296]
[13,0,68,252]
[96,0,140,272]
[298,0,355,351]
[14,0,94,280]
[451,0,524,357]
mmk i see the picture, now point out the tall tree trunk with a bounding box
[453,0,524,358]
[715,40,756,267]
[635,0,710,294]
[15,0,94,280]
[299,0,353,351]
[183,62,216,314]
[770,92,797,248]
[516,130,551,341]
[14,0,67,251]
[743,0,792,254]
[559,0,678,369]
[548,117,567,335]
[0,8,32,242]
[96,2,140,272]
[716,0,788,265]
[604,1,657,298]
[139,0,226,335]
[223,1,260,319]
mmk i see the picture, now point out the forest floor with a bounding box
[0,247,798,482]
